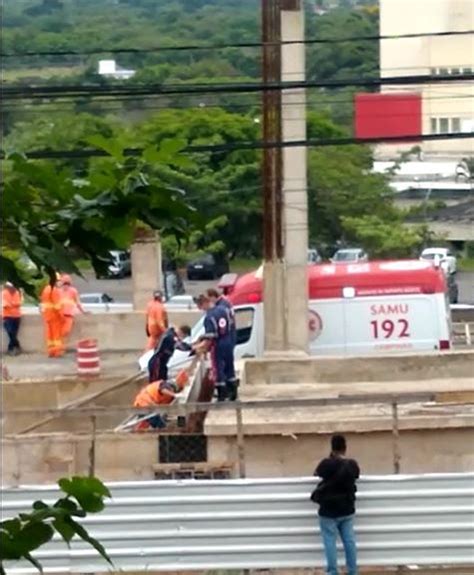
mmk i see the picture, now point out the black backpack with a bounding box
[310,460,350,505]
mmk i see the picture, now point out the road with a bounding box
[72,272,217,303]
[74,270,474,305]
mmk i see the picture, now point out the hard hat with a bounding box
[56,272,62,281]
[61,274,72,284]
[5,281,14,288]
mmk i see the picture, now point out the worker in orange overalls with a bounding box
[145,290,168,350]
[133,370,188,431]
[2,281,23,355]
[60,274,85,342]
[40,275,64,358]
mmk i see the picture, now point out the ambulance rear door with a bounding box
[343,291,440,354]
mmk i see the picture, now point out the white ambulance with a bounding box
[220,259,452,357]
[143,259,452,373]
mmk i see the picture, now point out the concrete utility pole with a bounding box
[131,229,163,311]
[261,0,309,355]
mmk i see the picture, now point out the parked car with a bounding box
[79,293,133,313]
[187,254,229,280]
[307,248,322,264]
[420,247,457,275]
[331,248,369,264]
[96,250,131,279]
[80,293,114,305]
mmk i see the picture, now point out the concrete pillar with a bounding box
[281,1,309,354]
[131,230,162,311]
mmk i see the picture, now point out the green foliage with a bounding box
[308,144,395,246]
[0,476,112,575]
[3,1,378,134]
[342,215,425,258]
[2,138,199,293]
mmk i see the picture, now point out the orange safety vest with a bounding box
[2,288,22,318]
[133,381,175,408]
[61,285,80,316]
[40,284,63,320]
[146,300,168,335]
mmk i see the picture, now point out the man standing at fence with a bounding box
[313,434,360,575]
[2,281,23,356]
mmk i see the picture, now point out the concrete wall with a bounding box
[208,428,474,477]
[243,350,474,385]
[8,310,201,354]
[3,433,158,486]
[2,376,144,434]
[4,425,474,486]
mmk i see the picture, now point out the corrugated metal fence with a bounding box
[2,473,474,573]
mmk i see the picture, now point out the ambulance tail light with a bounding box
[247,292,262,304]
[439,339,451,350]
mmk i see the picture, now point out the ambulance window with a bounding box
[235,308,254,345]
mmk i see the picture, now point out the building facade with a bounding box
[372,0,474,158]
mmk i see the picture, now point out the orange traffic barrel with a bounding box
[77,338,100,377]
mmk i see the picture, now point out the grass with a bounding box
[230,257,261,274]
[3,66,84,81]
[458,258,474,272]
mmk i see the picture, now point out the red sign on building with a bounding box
[354,93,422,141]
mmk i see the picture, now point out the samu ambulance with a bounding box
[222,260,451,358]
[143,259,452,373]
[219,259,452,357]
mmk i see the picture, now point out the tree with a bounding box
[342,215,425,258]
[2,137,199,293]
[134,108,262,259]
[307,144,395,249]
[1,476,111,575]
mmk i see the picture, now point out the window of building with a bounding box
[439,67,449,76]
[430,67,437,76]
[463,67,473,74]
[451,118,461,133]
[439,118,450,133]
[451,68,461,75]
[430,118,438,133]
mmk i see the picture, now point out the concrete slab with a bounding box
[205,377,474,436]
[2,350,139,381]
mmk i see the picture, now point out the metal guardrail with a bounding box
[2,473,474,573]
[452,322,474,346]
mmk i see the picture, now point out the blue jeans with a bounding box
[319,514,357,575]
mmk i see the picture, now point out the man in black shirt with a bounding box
[314,434,360,575]
[147,325,192,382]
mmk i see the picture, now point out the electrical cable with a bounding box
[2,29,473,58]
[2,131,472,161]
[3,71,474,101]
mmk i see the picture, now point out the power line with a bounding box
[2,132,472,161]
[2,29,473,58]
[3,72,474,101]
[3,91,473,116]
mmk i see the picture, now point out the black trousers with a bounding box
[4,317,21,352]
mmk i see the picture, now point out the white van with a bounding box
[186,260,452,360]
